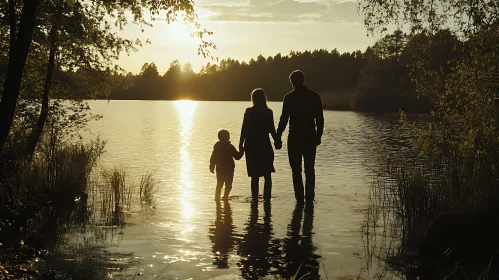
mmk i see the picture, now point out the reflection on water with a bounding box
[284,203,321,279]
[209,201,237,269]
[0,197,137,279]
[175,101,197,222]
[80,101,425,279]
[207,200,322,279]
[238,202,275,278]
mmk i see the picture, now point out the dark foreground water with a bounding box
[73,100,426,279]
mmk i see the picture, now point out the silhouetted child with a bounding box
[210,129,244,200]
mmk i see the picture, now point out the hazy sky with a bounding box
[117,0,378,74]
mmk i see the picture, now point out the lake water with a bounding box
[83,100,420,279]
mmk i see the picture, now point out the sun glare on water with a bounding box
[174,100,198,222]
[175,100,197,121]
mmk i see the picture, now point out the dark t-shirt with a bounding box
[277,85,324,137]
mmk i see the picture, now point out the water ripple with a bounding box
[83,100,420,279]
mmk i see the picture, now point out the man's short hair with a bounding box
[289,70,305,87]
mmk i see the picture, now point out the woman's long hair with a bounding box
[251,88,268,109]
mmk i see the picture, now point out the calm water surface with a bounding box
[83,100,420,279]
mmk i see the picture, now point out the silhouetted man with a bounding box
[277,70,324,203]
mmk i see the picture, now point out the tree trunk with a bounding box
[395,41,399,96]
[0,1,41,154]
[24,43,55,159]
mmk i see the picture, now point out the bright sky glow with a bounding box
[117,0,379,74]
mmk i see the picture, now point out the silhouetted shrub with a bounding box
[350,90,433,112]
[0,139,105,205]
[364,26,499,278]
[320,89,353,110]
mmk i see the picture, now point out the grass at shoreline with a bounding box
[0,137,158,279]
[364,140,499,279]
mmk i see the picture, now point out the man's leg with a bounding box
[303,135,317,202]
[223,173,233,200]
[251,176,259,200]
[288,135,304,202]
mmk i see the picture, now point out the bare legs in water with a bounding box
[250,173,272,201]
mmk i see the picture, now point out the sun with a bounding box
[162,21,199,47]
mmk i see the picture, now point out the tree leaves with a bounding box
[359,0,499,37]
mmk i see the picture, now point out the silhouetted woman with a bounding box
[239,89,279,201]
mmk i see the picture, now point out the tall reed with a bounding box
[139,171,157,205]
[364,137,499,277]
[98,168,133,224]
[90,168,158,226]
[0,139,105,205]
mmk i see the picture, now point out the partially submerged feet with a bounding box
[295,198,315,204]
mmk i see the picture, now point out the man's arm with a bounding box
[315,94,324,145]
[269,110,282,150]
[277,96,289,136]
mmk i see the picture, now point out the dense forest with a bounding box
[109,50,363,101]
[109,29,462,112]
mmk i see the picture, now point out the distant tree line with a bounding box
[109,49,364,101]
[109,29,463,112]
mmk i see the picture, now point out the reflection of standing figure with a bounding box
[283,203,304,277]
[283,203,321,279]
[238,202,275,279]
[209,200,236,269]
[302,203,321,278]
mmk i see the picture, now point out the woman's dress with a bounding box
[240,107,276,177]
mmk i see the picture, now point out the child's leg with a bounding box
[215,173,223,200]
[251,176,259,200]
[223,173,234,200]
[263,173,272,200]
